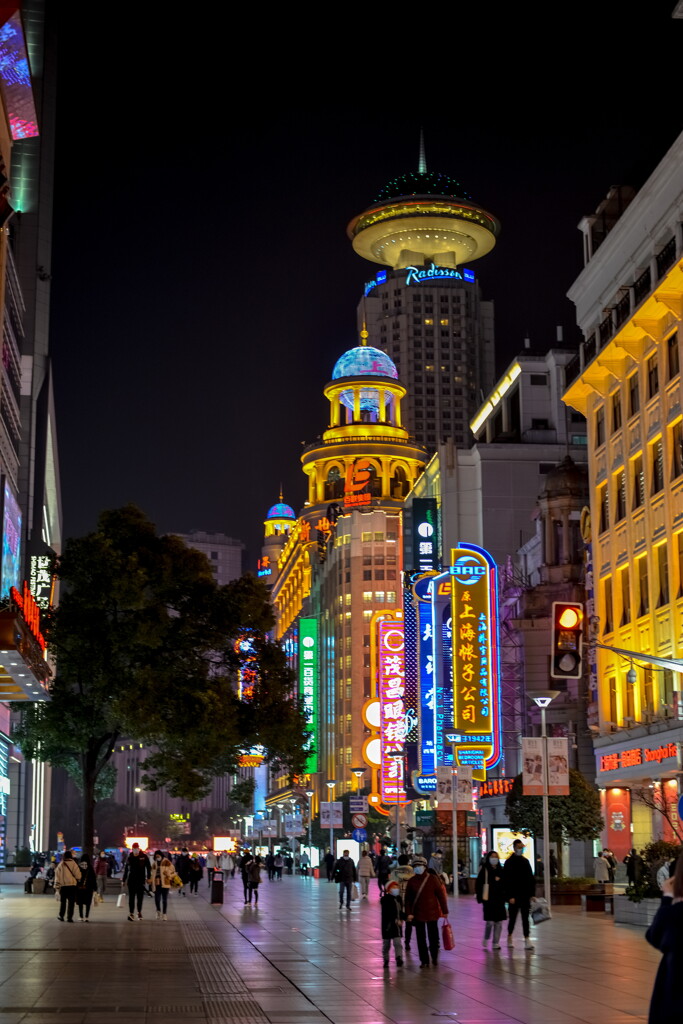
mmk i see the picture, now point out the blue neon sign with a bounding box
[405,264,476,286]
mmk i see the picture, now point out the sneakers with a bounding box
[492,942,501,949]
[507,934,514,947]
[57,916,64,922]
[127,914,135,921]
[137,912,143,920]
[156,911,161,919]
[162,913,167,921]
[482,937,489,948]
[524,939,535,950]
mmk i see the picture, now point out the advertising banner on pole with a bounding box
[256,819,277,837]
[456,765,473,810]
[284,814,303,836]
[522,737,545,795]
[436,765,453,809]
[547,737,570,795]
[320,801,343,828]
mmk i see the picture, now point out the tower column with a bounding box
[544,512,554,566]
[378,388,386,423]
[353,388,361,423]
[331,394,341,427]
[395,396,402,427]
[561,510,571,564]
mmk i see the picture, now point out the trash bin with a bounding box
[313,867,320,879]
[211,869,224,904]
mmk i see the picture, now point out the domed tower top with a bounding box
[264,492,296,538]
[347,139,500,270]
[540,456,588,500]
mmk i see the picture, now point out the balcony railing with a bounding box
[656,236,677,279]
[634,266,652,305]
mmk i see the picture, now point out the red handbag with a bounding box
[442,918,455,951]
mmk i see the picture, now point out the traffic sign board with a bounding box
[349,796,369,813]
[351,813,367,829]
[352,828,367,843]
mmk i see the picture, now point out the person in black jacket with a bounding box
[380,881,404,969]
[476,850,507,949]
[122,843,151,921]
[174,848,192,896]
[334,850,357,909]
[646,858,683,1024]
[324,849,335,882]
[76,854,97,922]
[503,840,535,950]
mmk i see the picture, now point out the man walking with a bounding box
[334,849,357,909]
[206,850,217,889]
[503,839,535,950]
[122,843,151,921]
[324,849,335,882]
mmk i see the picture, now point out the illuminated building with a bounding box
[269,335,426,807]
[258,497,296,592]
[173,530,244,585]
[563,129,683,853]
[350,148,499,449]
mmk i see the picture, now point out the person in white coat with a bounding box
[593,851,610,883]
[205,851,217,888]
[357,849,375,898]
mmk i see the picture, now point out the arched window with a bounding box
[324,466,344,501]
[392,465,409,498]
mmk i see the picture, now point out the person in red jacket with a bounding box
[94,851,109,900]
[404,855,448,967]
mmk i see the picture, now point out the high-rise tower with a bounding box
[349,147,500,450]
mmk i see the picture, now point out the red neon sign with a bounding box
[599,742,678,773]
[10,581,46,651]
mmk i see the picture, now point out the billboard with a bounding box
[1,481,21,599]
[320,802,343,828]
[547,737,570,796]
[298,618,319,773]
[378,613,408,805]
[522,737,545,796]
[491,827,535,865]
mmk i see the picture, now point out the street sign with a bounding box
[351,813,367,829]
[349,796,368,813]
[352,828,367,843]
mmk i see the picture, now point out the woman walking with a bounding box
[240,851,253,904]
[404,855,448,967]
[76,854,97,923]
[357,849,375,899]
[55,851,81,922]
[150,851,175,919]
[646,859,683,1023]
[247,856,262,905]
[476,850,507,949]
[189,855,203,894]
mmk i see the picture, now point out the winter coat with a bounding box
[205,853,217,869]
[646,897,683,1024]
[190,860,203,879]
[475,862,508,923]
[594,856,610,883]
[247,861,262,886]
[324,852,335,870]
[503,853,535,902]
[357,854,375,878]
[334,857,357,884]
[123,852,151,886]
[375,854,391,880]
[380,893,403,939]
[175,854,192,882]
[219,854,234,872]
[94,856,109,877]
[404,872,448,922]
[55,859,81,889]
[624,852,644,884]
[150,858,175,890]
[428,853,443,873]
[76,865,97,893]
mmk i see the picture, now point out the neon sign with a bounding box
[257,556,272,578]
[364,269,388,296]
[299,618,319,773]
[599,742,678,773]
[29,555,53,610]
[344,458,373,509]
[405,265,475,286]
[378,613,408,805]
[411,498,439,573]
[235,634,257,700]
[10,581,45,651]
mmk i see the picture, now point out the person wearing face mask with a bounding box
[503,839,535,949]
[94,851,109,900]
[122,842,152,921]
[334,849,357,909]
[150,851,175,919]
[404,855,448,967]
[476,851,507,949]
[380,881,404,969]
[76,853,98,922]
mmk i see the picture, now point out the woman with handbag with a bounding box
[405,855,448,967]
[76,854,98,922]
[476,850,507,950]
[54,851,82,922]
[150,851,175,919]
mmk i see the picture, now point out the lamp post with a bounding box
[305,790,314,869]
[134,786,141,833]
[530,690,559,905]
[450,756,459,900]
[326,780,336,859]
[351,767,365,791]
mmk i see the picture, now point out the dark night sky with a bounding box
[48,6,683,565]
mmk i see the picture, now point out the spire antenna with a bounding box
[360,322,369,346]
[279,482,283,502]
[418,128,427,174]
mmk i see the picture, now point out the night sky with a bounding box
[49,6,683,565]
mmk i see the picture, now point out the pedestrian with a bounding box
[206,850,216,888]
[324,849,335,882]
[646,861,683,1023]
[220,850,235,877]
[274,852,284,880]
[357,849,375,899]
[603,848,616,882]
[247,856,262,905]
[404,855,448,967]
[375,847,391,896]
[76,853,97,922]
[94,851,109,899]
[503,839,535,950]
[285,853,294,875]
[299,850,310,877]
[150,850,174,919]
[624,848,644,885]
[390,854,415,952]
[593,851,610,883]
[334,848,357,909]
[55,850,81,922]
[240,851,253,903]
[549,849,559,878]
[476,850,507,949]
[122,842,151,921]
[189,855,203,894]
[174,848,192,896]
[535,855,544,880]
[428,849,444,874]
[381,879,404,969]
[265,851,275,881]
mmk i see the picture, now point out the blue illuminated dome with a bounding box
[266,502,296,520]
[332,346,398,382]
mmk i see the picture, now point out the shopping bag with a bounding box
[482,881,489,901]
[441,918,455,951]
[530,897,551,924]
[351,883,359,901]
[116,893,125,908]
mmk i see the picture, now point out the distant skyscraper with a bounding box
[174,530,244,585]
[349,147,499,450]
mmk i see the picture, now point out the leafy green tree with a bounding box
[505,768,604,845]
[12,506,309,854]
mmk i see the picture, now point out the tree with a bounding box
[633,787,683,844]
[505,769,604,846]
[12,506,309,854]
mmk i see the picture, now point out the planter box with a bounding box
[613,895,660,927]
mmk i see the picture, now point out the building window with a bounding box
[637,556,649,617]
[363,591,372,602]
[595,408,605,447]
[671,420,683,479]
[619,567,631,626]
[643,668,655,715]
[607,677,618,728]
[657,543,669,608]
[375,591,385,602]
[598,483,609,533]
[374,532,384,542]
[603,577,613,634]
[363,570,372,580]
[632,455,644,509]
[611,391,622,433]
[628,374,640,417]
[663,668,675,710]
[374,570,385,580]
[651,438,664,494]
[647,353,659,399]
[668,330,680,379]
[615,470,626,521]
[530,374,547,385]
[345,593,351,605]
[387,591,397,602]
[362,532,372,542]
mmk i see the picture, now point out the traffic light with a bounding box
[550,602,584,679]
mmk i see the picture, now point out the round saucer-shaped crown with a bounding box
[374,170,471,204]
[266,501,296,520]
[332,346,398,381]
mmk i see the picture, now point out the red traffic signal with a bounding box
[551,601,584,679]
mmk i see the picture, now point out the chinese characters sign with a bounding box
[378,613,408,805]
[599,741,678,774]
[298,618,319,773]
[411,498,439,573]
[344,458,373,509]
[29,555,53,610]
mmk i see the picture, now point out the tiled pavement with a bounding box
[0,873,658,1024]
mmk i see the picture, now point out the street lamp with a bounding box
[326,780,337,859]
[386,752,404,857]
[305,790,314,870]
[530,689,560,905]
[134,786,141,833]
[351,767,365,791]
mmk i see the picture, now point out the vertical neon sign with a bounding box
[378,613,408,805]
[299,618,319,773]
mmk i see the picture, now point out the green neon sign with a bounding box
[299,618,319,773]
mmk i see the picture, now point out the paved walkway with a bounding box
[0,872,657,1024]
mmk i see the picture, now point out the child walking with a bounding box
[380,881,404,969]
